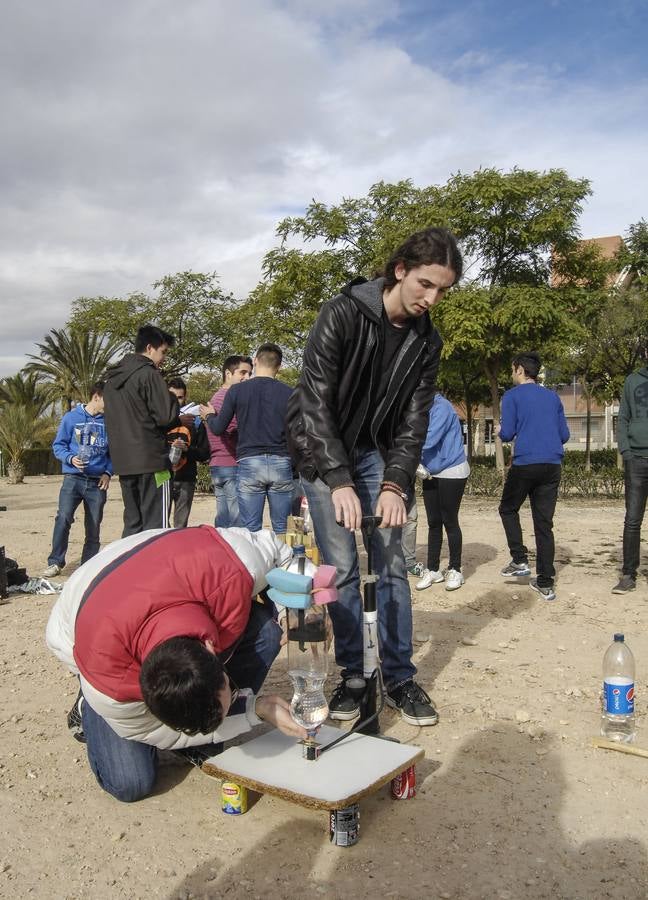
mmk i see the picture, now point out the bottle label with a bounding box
[604,679,635,714]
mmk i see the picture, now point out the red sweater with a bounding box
[74,526,252,701]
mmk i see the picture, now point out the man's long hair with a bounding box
[383,227,463,288]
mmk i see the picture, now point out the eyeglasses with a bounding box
[226,672,240,707]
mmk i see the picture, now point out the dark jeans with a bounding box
[498,463,561,588]
[302,448,414,687]
[83,600,282,802]
[170,480,195,528]
[422,477,467,571]
[119,473,166,537]
[622,455,648,577]
[48,474,107,567]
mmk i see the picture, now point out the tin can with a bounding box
[221,782,248,814]
[329,803,360,846]
[391,765,416,800]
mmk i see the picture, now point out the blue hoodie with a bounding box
[420,394,467,475]
[52,405,112,477]
[499,383,569,465]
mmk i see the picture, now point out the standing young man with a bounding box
[612,363,648,594]
[104,325,179,536]
[498,351,570,602]
[201,344,294,535]
[206,355,253,527]
[167,377,211,528]
[42,382,112,577]
[286,227,462,726]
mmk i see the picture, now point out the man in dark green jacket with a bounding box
[613,365,648,593]
[104,325,179,537]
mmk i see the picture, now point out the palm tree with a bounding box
[0,404,53,483]
[0,372,55,417]
[24,328,124,410]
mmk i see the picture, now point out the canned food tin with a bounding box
[329,803,360,846]
[221,782,248,814]
[391,765,416,800]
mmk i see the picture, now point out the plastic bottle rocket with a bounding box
[601,632,636,744]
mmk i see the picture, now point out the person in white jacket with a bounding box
[46,525,306,802]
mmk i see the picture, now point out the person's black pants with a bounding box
[498,463,561,588]
[622,455,648,577]
[119,473,165,537]
[422,477,468,572]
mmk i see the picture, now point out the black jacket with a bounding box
[172,418,211,483]
[286,277,442,493]
[104,354,179,476]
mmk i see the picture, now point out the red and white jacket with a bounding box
[46,526,291,750]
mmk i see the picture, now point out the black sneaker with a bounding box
[529,578,556,601]
[612,575,636,595]
[172,742,224,769]
[328,679,360,721]
[67,690,86,743]
[386,680,438,726]
[500,560,531,577]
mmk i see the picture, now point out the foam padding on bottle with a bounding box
[267,587,312,609]
[266,568,313,594]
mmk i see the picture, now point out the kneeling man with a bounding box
[46,525,306,802]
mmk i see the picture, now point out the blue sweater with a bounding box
[420,394,466,474]
[500,383,569,465]
[52,405,112,477]
[207,377,293,460]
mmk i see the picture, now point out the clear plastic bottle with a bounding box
[299,495,313,533]
[287,545,329,732]
[601,633,636,744]
[169,443,183,466]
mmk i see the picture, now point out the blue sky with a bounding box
[1,0,647,376]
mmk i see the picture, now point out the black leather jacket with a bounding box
[286,277,442,493]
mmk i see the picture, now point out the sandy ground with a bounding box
[1,476,648,900]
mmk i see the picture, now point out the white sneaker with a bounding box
[415,568,445,590]
[445,568,464,591]
[42,563,61,578]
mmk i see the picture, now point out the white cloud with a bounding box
[0,0,646,376]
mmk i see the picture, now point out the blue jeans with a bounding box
[210,465,239,527]
[82,600,282,802]
[237,455,293,533]
[48,474,107,567]
[302,448,415,688]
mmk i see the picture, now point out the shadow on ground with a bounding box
[167,724,647,899]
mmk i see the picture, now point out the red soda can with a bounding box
[391,765,416,799]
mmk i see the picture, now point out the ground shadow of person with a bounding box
[168,724,647,900]
[460,541,499,579]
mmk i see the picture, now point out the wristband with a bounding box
[380,484,408,501]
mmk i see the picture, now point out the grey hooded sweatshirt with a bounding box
[617,367,648,458]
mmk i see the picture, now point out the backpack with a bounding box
[166,424,192,473]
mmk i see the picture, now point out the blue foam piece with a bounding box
[267,587,311,610]
[266,568,313,594]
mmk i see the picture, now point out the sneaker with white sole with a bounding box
[67,690,86,743]
[407,562,425,577]
[415,568,445,590]
[500,560,531,577]
[328,679,360,721]
[386,680,438,726]
[529,578,556,601]
[445,568,464,591]
[43,563,62,578]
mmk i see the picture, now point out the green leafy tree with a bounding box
[24,328,123,411]
[0,404,53,483]
[0,372,54,417]
[69,271,240,375]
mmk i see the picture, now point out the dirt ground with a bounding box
[1,476,648,900]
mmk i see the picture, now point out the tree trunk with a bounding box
[584,386,592,473]
[477,404,486,456]
[464,394,474,463]
[485,364,505,471]
[7,461,25,484]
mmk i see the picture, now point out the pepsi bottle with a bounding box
[601,633,636,744]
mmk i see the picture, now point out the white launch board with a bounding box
[202,724,424,810]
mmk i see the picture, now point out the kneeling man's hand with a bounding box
[255,695,308,740]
